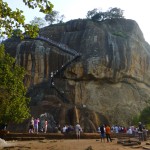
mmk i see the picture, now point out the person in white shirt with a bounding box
[75,123,82,139]
[62,125,67,133]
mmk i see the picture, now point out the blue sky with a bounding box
[4,0,150,44]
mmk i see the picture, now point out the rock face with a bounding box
[4,18,150,132]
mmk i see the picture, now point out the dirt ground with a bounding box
[1,138,150,150]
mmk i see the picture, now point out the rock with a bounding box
[143,146,150,150]
[146,142,150,145]
[131,145,142,149]
[4,18,150,132]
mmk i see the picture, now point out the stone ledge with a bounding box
[0,132,135,141]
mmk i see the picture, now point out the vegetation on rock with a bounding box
[45,10,65,25]
[86,7,124,21]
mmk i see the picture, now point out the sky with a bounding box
[3,0,150,44]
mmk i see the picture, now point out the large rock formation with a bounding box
[4,18,150,132]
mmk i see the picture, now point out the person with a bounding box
[114,125,119,133]
[34,118,40,134]
[127,127,133,134]
[57,124,61,133]
[44,120,48,133]
[50,72,54,87]
[97,126,101,133]
[100,124,105,142]
[138,122,144,141]
[75,122,82,140]
[105,124,112,142]
[138,122,143,132]
[62,125,67,133]
[29,117,34,133]
[143,125,148,141]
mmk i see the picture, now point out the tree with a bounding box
[108,7,124,19]
[91,12,105,21]
[139,107,150,125]
[0,0,54,38]
[0,44,30,124]
[87,7,124,22]
[45,10,65,25]
[131,106,150,129]
[30,17,46,28]
[59,14,65,23]
[0,0,54,127]
[86,8,98,19]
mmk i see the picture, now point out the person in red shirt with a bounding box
[105,124,112,142]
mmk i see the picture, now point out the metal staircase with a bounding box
[24,36,81,103]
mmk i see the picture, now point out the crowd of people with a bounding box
[56,123,83,139]
[28,117,83,139]
[98,124,112,142]
[28,117,148,141]
[97,122,148,142]
[29,117,48,134]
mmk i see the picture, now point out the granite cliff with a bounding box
[4,18,150,132]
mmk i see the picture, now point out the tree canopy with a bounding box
[139,107,150,126]
[0,44,30,124]
[0,0,54,38]
[86,8,98,19]
[86,7,124,21]
[0,0,54,126]
[45,10,65,25]
[30,17,46,28]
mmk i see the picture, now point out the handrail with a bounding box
[23,36,81,103]
[25,36,78,56]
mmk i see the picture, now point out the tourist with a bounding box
[75,122,82,140]
[114,125,119,133]
[138,122,144,141]
[50,72,54,87]
[105,124,112,142]
[99,124,105,142]
[62,125,67,133]
[29,117,34,133]
[44,120,48,133]
[57,124,61,133]
[127,127,132,134]
[34,118,40,134]
[143,125,148,141]
[97,126,101,133]
[67,125,74,133]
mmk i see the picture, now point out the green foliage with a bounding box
[87,7,124,21]
[86,8,98,19]
[45,10,65,25]
[23,0,53,14]
[30,17,46,28]
[12,29,23,38]
[0,44,30,124]
[131,106,150,129]
[91,12,105,21]
[0,0,54,125]
[139,106,150,125]
[108,7,124,19]
[0,0,54,38]
[113,31,128,38]
[131,115,140,126]
[145,124,150,130]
